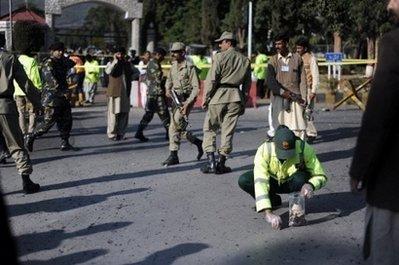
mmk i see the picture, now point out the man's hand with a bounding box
[300,183,314,199]
[350,178,364,193]
[309,92,316,101]
[265,210,282,230]
[34,106,44,116]
[181,103,189,116]
[165,90,172,98]
[282,90,291,99]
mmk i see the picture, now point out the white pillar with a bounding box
[131,18,140,53]
[45,13,55,48]
[45,13,54,29]
[247,1,252,59]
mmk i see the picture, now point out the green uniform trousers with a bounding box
[139,96,170,129]
[0,114,32,175]
[238,169,308,207]
[202,102,241,156]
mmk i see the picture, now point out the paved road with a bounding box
[0,103,365,265]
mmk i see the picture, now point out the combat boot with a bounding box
[200,152,216,174]
[162,151,179,166]
[22,174,40,194]
[164,128,169,141]
[60,139,79,151]
[216,154,232,174]
[0,151,9,164]
[187,133,203,160]
[134,124,149,142]
[24,133,34,152]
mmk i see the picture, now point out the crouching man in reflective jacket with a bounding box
[238,125,327,229]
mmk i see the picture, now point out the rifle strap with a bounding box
[297,139,306,171]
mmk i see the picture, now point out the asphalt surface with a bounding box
[0,103,365,265]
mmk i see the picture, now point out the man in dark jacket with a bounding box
[26,42,78,151]
[350,1,399,264]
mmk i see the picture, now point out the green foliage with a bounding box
[81,5,129,48]
[77,0,396,55]
[13,21,45,54]
[201,0,220,46]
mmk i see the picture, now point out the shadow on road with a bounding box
[277,191,365,229]
[317,148,354,162]
[220,239,362,265]
[20,249,108,265]
[125,243,209,265]
[314,127,359,144]
[30,142,168,165]
[18,222,131,256]
[7,188,149,217]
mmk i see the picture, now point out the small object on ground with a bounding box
[288,193,306,227]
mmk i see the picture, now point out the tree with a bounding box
[13,20,45,53]
[351,0,390,59]
[222,0,249,49]
[82,6,129,48]
[318,0,351,52]
[201,0,220,46]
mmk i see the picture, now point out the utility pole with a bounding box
[247,1,252,59]
[8,0,12,51]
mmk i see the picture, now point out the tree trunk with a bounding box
[333,32,341,52]
[236,27,246,50]
[367,37,375,59]
[365,37,376,78]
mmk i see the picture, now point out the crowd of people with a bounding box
[1,1,399,263]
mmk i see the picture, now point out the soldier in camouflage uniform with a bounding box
[26,42,78,151]
[162,42,203,166]
[134,48,170,142]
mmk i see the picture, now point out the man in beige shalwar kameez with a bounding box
[105,48,132,141]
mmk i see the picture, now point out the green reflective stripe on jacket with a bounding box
[253,140,327,212]
[13,55,42,97]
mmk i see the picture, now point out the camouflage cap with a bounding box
[170,42,186,52]
[215,31,235,42]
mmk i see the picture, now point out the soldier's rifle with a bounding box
[171,88,190,128]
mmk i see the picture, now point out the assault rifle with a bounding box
[171,88,189,130]
[289,92,307,107]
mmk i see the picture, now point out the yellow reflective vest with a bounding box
[84,60,100,83]
[13,55,42,97]
[254,140,327,212]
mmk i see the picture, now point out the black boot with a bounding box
[134,124,149,142]
[187,134,203,160]
[200,152,216,174]
[216,154,232,174]
[24,133,34,152]
[164,128,169,141]
[22,174,40,194]
[0,151,8,164]
[162,151,179,166]
[60,139,79,151]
